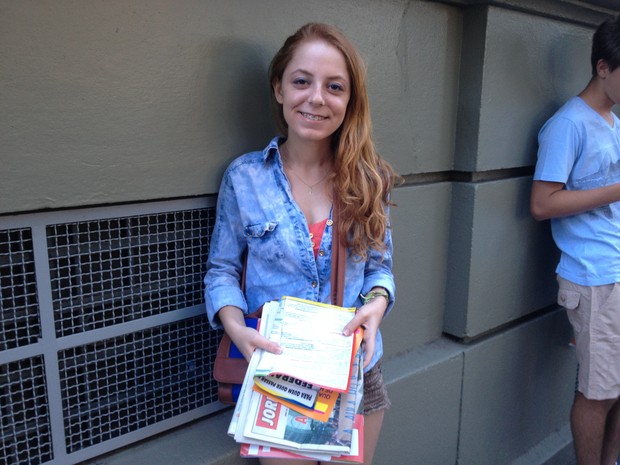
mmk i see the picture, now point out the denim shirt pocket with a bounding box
[243,221,286,272]
[244,222,278,238]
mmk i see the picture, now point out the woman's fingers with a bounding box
[239,327,282,361]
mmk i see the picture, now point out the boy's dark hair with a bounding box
[591,15,620,76]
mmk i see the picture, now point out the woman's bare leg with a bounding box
[361,408,385,465]
[260,459,317,465]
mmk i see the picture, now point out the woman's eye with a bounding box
[328,83,344,92]
[293,78,309,86]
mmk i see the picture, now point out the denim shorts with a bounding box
[558,276,620,400]
[363,360,391,414]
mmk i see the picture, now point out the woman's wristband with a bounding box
[361,288,389,305]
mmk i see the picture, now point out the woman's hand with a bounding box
[218,305,282,362]
[342,289,389,368]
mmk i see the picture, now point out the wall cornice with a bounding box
[426,0,619,27]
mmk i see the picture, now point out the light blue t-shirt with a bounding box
[534,96,620,285]
[204,137,396,370]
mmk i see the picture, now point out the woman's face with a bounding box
[273,39,351,145]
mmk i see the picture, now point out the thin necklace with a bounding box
[287,168,330,195]
[281,146,331,195]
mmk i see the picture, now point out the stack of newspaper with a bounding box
[227,296,365,463]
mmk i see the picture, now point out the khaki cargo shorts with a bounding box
[558,276,620,400]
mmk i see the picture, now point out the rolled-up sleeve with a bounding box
[204,169,248,329]
[362,222,396,317]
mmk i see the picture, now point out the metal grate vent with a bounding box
[47,209,213,338]
[0,227,41,351]
[59,315,221,453]
[1,199,223,464]
[0,356,53,465]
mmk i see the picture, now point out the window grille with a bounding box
[47,209,211,338]
[0,356,52,465]
[59,316,219,453]
[0,227,41,350]
[0,198,224,465]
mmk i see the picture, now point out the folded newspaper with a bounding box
[227,298,365,462]
[252,380,339,422]
[254,296,363,392]
[239,413,364,463]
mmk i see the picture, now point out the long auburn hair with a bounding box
[269,23,399,259]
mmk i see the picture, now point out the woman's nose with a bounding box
[308,85,325,106]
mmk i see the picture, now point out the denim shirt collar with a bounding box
[262,136,285,162]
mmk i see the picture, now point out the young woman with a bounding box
[205,23,398,465]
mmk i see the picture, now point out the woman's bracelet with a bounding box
[361,288,389,305]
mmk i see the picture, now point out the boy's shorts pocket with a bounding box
[558,289,580,310]
[559,289,582,333]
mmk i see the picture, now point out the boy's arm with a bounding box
[530,180,620,220]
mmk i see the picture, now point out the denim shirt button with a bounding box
[311,281,318,288]
[318,250,325,257]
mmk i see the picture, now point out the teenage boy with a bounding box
[531,14,620,465]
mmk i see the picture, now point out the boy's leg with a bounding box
[601,397,620,465]
[558,278,620,465]
[571,392,616,465]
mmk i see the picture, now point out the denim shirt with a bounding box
[204,137,395,371]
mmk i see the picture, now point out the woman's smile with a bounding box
[299,111,328,121]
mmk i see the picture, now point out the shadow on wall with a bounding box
[199,38,276,171]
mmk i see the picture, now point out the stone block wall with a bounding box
[2,1,619,464]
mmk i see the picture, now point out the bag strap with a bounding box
[330,201,346,307]
[240,250,247,292]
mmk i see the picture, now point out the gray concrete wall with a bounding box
[3,0,619,464]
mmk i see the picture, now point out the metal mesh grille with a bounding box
[0,356,53,465]
[59,316,221,453]
[46,209,213,338]
[0,227,41,351]
[1,201,223,463]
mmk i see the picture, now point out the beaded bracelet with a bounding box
[361,288,389,305]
